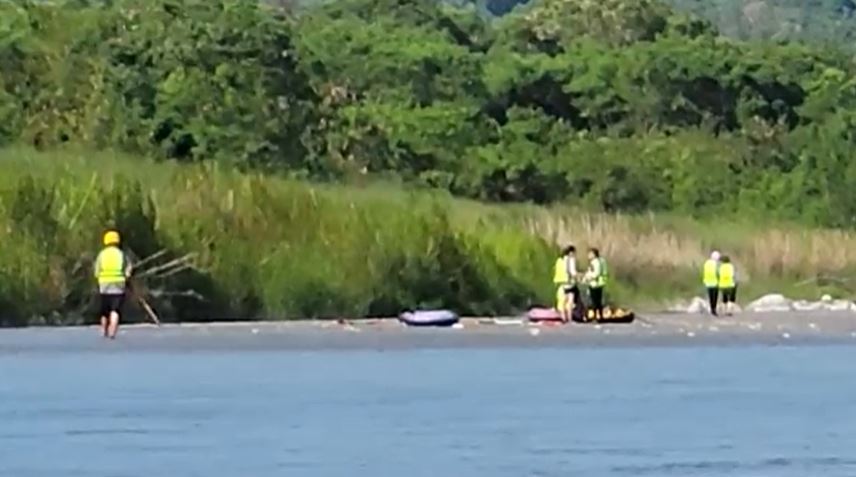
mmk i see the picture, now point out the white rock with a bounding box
[746,294,794,312]
[793,300,823,312]
[672,293,856,315]
[827,300,853,312]
[668,296,709,314]
[688,297,711,314]
[667,300,689,313]
[667,297,691,314]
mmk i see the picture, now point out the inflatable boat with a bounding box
[399,310,459,327]
[573,306,635,324]
[527,306,635,324]
[526,307,564,323]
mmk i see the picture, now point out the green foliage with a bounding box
[0,148,555,324]
[4,0,856,229]
[0,0,315,166]
[7,147,856,324]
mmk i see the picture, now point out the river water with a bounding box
[1,334,855,476]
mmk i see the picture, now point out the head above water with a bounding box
[562,245,576,256]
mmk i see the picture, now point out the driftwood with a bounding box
[135,253,198,279]
[79,249,207,325]
[147,289,205,301]
[132,249,169,272]
[128,277,161,326]
[126,250,206,325]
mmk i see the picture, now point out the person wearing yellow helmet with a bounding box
[93,229,132,339]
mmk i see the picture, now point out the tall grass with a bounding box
[2,146,856,326]
[0,146,555,325]
[517,209,856,304]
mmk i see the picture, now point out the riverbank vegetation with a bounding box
[4,0,856,324]
[3,147,856,326]
[3,0,856,226]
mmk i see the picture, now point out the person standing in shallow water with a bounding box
[553,245,579,323]
[718,256,738,316]
[584,247,608,320]
[703,251,721,316]
[94,230,132,339]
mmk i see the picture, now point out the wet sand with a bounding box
[3,311,856,352]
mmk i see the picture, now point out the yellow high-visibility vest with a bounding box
[96,246,126,286]
[553,257,569,284]
[702,259,718,288]
[590,257,608,288]
[718,263,735,288]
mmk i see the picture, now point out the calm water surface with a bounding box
[1,340,855,476]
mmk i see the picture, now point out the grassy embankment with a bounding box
[2,146,856,326]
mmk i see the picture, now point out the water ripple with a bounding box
[611,456,856,475]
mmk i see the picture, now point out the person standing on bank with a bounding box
[718,255,737,316]
[94,230,132,339]
[584,247,608,320]
[553,245,579,323]
[702,250,721,316]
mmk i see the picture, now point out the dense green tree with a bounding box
[5,0,856,226]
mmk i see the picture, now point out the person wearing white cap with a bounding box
[702,250,721,316]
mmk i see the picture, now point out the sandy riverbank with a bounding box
[3,312,856,352]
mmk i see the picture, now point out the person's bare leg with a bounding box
[107,311,120,339]
[100,316,108,337]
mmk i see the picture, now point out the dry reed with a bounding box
[521,209,856,283]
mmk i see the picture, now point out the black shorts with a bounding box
[721,287,737,303]
[99,294,125,316]
[563,285,579,295]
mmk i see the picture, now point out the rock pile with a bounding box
[669,293,856,314]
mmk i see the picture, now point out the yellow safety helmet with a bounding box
[103,230,121,246]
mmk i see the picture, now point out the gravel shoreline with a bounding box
[3,312,856,352]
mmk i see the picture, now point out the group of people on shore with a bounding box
[94,229,739,337]
[552,245,608,322]
[703,250,738,316]
[552,245,739,321]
